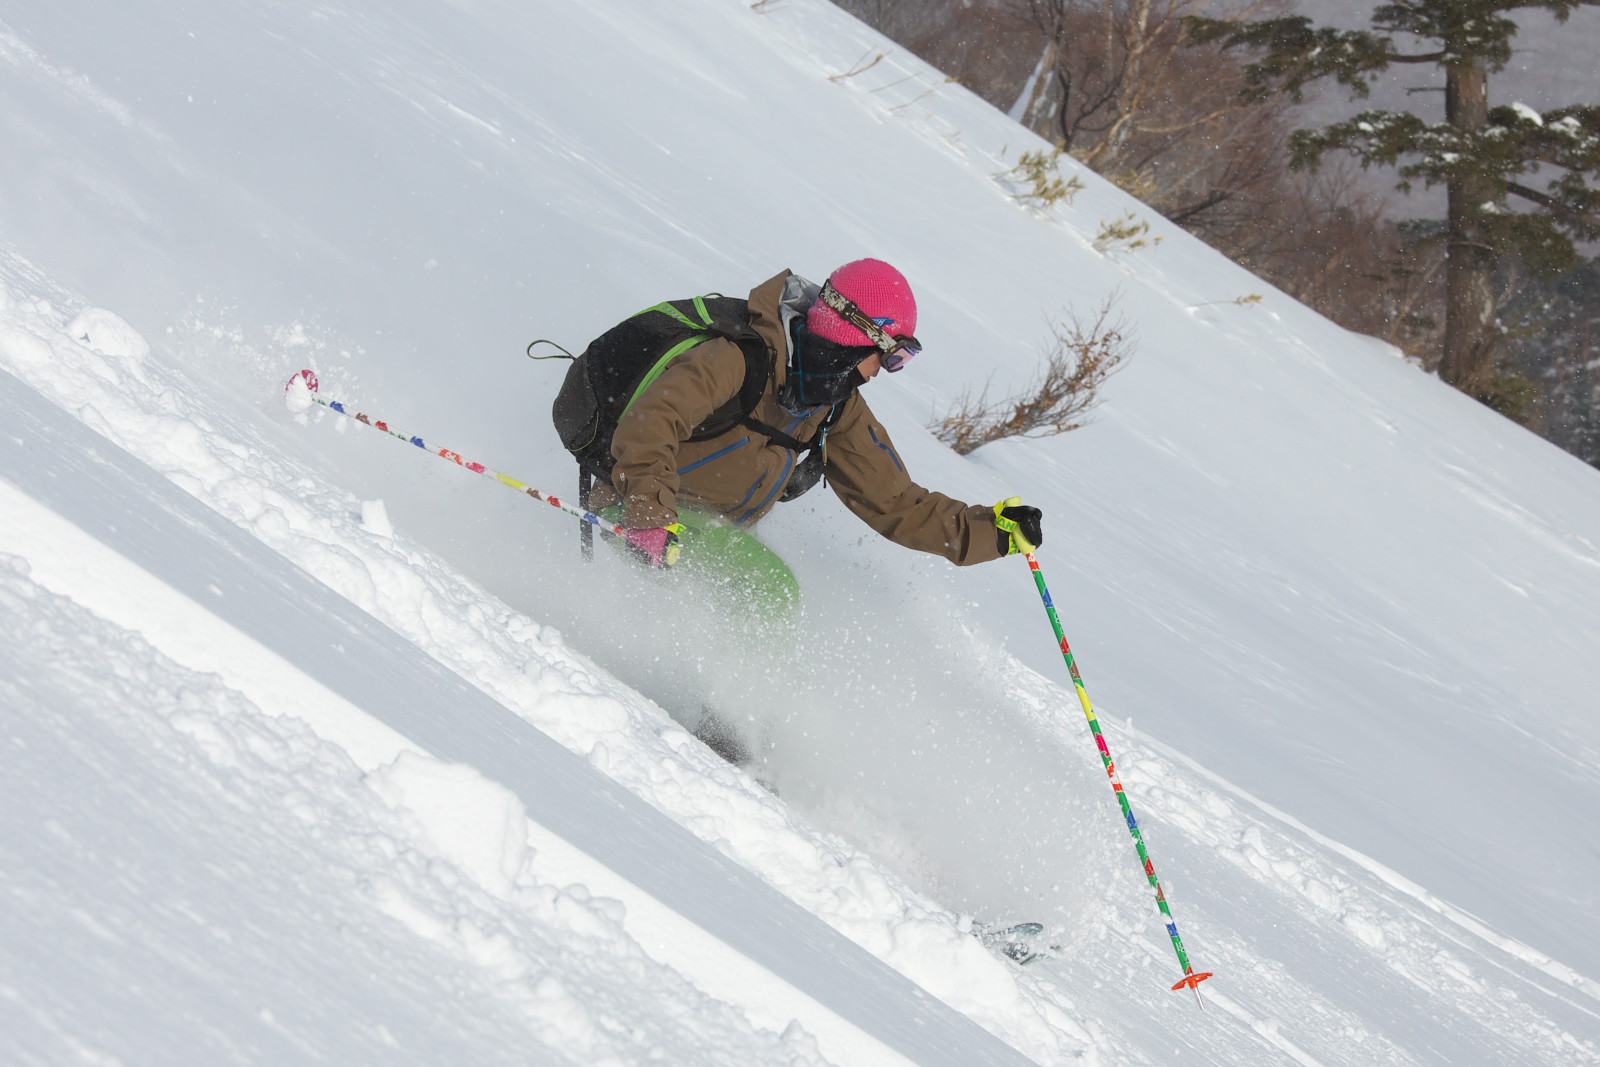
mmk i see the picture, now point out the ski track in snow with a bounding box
[0,550,844,1067]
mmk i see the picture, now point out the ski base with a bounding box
[972,921,1062,967]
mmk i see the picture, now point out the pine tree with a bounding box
[1502,255,1600,466]
[1186,2,1600,401]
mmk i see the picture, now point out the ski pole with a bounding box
[285,370,629,542]
[1024,550,1213,1007]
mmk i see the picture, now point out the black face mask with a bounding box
[783,329,875,409]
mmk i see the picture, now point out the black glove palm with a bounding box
[993,497,1044,556]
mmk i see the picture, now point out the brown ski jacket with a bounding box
[603,270,1003,566]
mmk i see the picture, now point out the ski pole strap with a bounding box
[288,371,629,542]
[1023,550,1214,1006]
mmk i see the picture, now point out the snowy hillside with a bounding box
[3,1,1600,1064]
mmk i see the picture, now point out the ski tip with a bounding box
[1171,971,1214,993]
[286,368,320,394]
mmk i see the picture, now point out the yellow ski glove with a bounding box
[994,497,1044,556]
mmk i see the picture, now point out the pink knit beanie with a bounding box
[806,258,918,345]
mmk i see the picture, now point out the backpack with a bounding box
[551,294,841,499]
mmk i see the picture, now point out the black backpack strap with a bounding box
[686,333,771,442]
[691,333,850,457]
[737,415,813,453]
[741,398,846,455]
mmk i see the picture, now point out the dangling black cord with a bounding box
[527,339,577,360]
[529,337,589,558]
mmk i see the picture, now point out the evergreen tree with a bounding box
[1186,2,1600,402]
[1502,255,1600,466]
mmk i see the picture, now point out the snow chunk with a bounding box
[67,306,149,363]
[361,499,394,539]
[367,752,533,898]
[1509,102,1543,126]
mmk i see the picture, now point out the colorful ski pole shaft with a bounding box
[1024,550,1213,1006]
[286,370,628,541]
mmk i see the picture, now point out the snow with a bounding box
[2,0,1599,1064]
[1009,44,1052,125]
[0,370,1029,1067]
[1510,101,1545,125]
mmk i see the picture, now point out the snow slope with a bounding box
[3,0,1600,1063]
[0,366,1035,1066]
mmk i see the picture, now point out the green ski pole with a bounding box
[1024,550,1213,1006]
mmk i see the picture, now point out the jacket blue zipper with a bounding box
[869,425,904,472]
[679,436,749,475]
[736,412,812,523]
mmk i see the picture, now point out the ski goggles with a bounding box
[818,280,921,372]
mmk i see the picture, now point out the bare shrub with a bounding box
[828,50,885,81]
[834,0,1034,93]
[931,298,1132,454]
[840,0,1297,238]
[1093,211,1156,252]
[1001,148,1086,208]
[1017,0,1297,231]
[1219,161,1449,366]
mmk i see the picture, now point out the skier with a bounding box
[561,259,1045,587]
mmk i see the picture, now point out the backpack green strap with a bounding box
[619,334,713,420]
[633,297,715,331]
[618,297,725,419]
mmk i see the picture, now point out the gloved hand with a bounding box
[993,497,1044,556]
[625,523,685,568]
